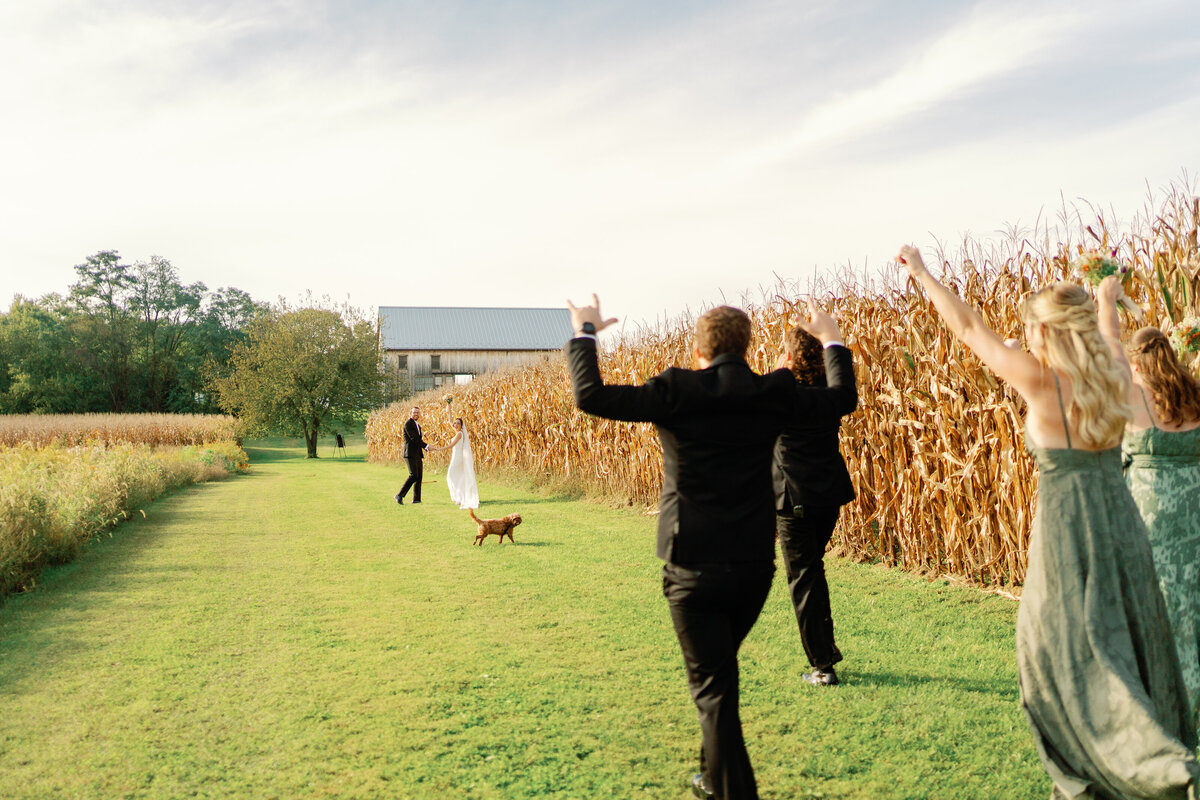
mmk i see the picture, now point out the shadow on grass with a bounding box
[0,481,236,658]
[476,493,582,507]
[850,668,1016,699]
[243,437,368,465]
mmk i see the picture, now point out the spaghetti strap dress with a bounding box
[1123,392,1200,732]
[1018,375,1199,799]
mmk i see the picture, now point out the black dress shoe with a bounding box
[394,494,403,504]
[802,666,840,686]
[691,773,714,799]
[411,500,421,504]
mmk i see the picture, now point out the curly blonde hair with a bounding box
[1021,282,1132,449]
[1128,327,1200,426]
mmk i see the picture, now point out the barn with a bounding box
[378,306,573,394]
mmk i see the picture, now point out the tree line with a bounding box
[0,251,266,414]
[2,250,395,458]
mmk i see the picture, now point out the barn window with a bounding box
[396,354,408,370]
[430,354,441,370]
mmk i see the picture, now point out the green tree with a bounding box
[128,255,207,412]
[0,294,106,413]
[177,287,268,413]
[209,298,387,457]
[69,250,136,411]
[0,251,267,415]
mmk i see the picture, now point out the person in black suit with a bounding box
[772,326,856,687]
[565,295,856,800]
[395,406,430,504]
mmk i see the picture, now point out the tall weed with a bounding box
[0,441,247,596]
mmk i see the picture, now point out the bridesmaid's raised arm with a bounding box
[898,245,1044,400]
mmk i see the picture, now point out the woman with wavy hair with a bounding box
[1098,279,1200,732]
[899,246,1198,799]
[771,326,856,687]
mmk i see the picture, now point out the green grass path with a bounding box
[0,438,1049,799]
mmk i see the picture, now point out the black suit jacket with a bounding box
[402,418,427,460]
[772,412,856,512]
[567,338,857,565]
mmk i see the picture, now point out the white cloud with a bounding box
[714,4,1086,178]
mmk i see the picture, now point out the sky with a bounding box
[3,0,1200,331]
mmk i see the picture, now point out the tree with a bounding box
[178,287,268,413]
[69,250,136,411]
[0,251,267,415]
[128,255,206,412]
[208,298,388,457]
[0,294,106,413]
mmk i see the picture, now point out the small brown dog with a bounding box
[469,509,522,545]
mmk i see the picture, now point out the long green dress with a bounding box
[1123,420,1200,733]
[1019,392,1199,798]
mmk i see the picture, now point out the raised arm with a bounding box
[1094,275,1151,427]
[1095,275,1131,370]
[566,295,670,423]
[898,245,1043,397]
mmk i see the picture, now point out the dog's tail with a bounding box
[468,508,481,524]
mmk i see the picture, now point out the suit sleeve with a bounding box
[567,338,671,423]
[795,344,857,418]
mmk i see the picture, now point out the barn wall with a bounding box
[384,349,559,392]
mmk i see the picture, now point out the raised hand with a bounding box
[1097,274,1123,305]
[796,298,843,345]
[1097,272,1145,320]
[897,245,928,278]
[566,293,619,335]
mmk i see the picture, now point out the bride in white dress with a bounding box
[438,417,478,510]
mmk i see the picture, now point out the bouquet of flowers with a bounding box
[1073,250,1142,318]
[1169,316,1200,357]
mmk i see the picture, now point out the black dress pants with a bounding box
[663,560,774,800]
[776,503,842,669]
[399,455,423,501]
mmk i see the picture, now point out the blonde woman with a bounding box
[899,245,1198,799]
[1097,278,1200,732]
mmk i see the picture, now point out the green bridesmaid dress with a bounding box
[1018,377,1199,799]
[1124,412,1200,733]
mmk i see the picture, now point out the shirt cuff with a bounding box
[822,340,845,349]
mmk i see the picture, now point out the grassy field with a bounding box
[0,435,1049,799]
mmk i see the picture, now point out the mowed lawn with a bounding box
[0,436,1049,799]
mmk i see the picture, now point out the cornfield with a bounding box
[0,413,241,448]
[367,181,1200,591]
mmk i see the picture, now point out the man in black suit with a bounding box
[565,295,856,800]
[773,326,857,687]
[395,406,430,504]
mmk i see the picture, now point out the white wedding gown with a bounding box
[446,429,479,510]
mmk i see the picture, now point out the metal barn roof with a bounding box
[378,306,573,351]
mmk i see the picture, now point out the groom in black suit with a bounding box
[395,406,430,504]
[566,295,856,800]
